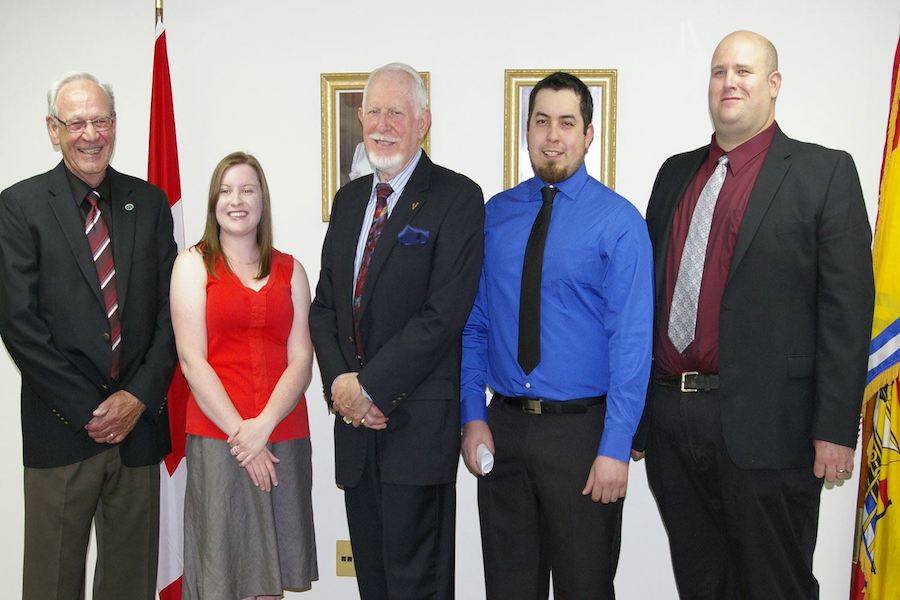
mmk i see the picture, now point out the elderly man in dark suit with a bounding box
[634,31,874,599]
[0,72,176,599]
[309,62,484,600]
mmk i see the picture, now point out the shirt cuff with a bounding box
[460,395,488,426]
[360,384,373,404]
[597,428,633,462]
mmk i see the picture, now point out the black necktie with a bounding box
[518,185,558,374]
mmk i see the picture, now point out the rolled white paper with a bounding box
[476,443,494,474]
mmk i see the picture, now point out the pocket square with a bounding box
[397,225,430,246]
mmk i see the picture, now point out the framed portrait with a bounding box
[503,69,617,190]
[320,71,431,221]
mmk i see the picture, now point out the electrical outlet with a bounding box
[336,540,356,577]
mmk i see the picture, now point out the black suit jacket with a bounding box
[0,161,177,468]
[639,126,874,469]
[309,152,484,487]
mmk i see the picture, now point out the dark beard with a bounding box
[533,161,572,184]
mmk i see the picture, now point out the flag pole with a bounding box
[156,0,163,24]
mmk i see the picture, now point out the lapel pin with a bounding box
[411,202,420,211]
[124,203,135,211]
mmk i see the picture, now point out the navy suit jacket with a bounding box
[309,152,484,487]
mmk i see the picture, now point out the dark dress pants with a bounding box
[344,430,455,600]
[478,398,623,600]
[23,446,160,600]
[645,383,823,599]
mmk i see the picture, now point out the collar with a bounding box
[525,162,589,202]
[64,164,111,204]
[709,121,777,176]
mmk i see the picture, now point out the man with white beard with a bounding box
[309,62,484,600]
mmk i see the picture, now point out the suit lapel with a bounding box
[109,168,136,315]
[654,148,707,299]
[358,153,433,320]
[726,127,792,284]
[46,162,105,308]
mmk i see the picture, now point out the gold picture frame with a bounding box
[320,71,431,221]
[503,69,617,190]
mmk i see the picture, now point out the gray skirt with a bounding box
[183,435,318,599]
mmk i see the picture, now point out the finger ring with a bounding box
[343,416,353,425]
[837,468,847,473]
[108,433,115,439]
[231,446,239,456]
[361,417,367,426]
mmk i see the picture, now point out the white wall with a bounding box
[0,1,896,598]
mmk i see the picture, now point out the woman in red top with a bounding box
[171,152,317,599]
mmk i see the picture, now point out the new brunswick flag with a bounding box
[851,36,900,600]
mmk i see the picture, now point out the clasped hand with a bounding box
[84,390,145,444]
[331,372,387,430]
[227,417,280,492]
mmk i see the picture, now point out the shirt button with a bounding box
[524,382,531,389]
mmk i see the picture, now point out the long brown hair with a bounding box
[198,152,273,279]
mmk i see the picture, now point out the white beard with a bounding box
[365,149,405,175]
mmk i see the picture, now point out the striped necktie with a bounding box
[352,182,393,357]
[84,190,121,379]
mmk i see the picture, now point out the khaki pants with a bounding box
[23,446,159,600]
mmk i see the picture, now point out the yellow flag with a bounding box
[851,36,900,600]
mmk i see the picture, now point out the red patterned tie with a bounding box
[84,190,121,379]
[353,183,393,357]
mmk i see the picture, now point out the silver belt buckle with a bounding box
[522,399,542,415]
[680,371,699,393]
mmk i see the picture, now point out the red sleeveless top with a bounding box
[186,249,310,441]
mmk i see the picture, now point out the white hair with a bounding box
[362,63,427,116]
[47,72,115,118]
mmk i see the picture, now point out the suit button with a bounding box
[101,383,109,391]
[347,336,354,343]
[102,332,111,342]
[392,399,400,406]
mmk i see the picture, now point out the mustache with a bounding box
[367,133,400,143]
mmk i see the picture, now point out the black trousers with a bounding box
[478,398,623,600]
[645,383,823,600]
[344,431,455,600]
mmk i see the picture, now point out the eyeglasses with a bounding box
[53,113,115,134]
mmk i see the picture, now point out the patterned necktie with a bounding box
[668,155,729,354]
[84,190,121,379]
[353,182,393,357]
[518,185,558,374]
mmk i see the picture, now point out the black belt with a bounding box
[494,392,606,415]
[656,371,719,392]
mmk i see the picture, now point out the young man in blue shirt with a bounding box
[460,71,653,599]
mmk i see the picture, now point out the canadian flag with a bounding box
[148,16,187,600]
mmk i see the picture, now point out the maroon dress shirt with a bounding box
[656,123,776,376]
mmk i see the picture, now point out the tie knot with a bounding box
[375,183,393,204]
[84,189,101,209]
[541,185,558,205]
[717,155,729,168]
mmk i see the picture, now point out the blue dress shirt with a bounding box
[460,164,653,461]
